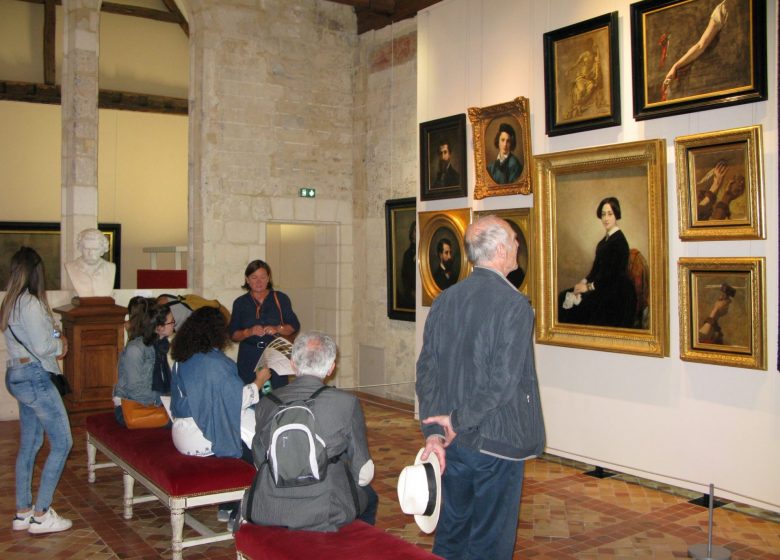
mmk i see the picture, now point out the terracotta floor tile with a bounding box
[0,397,776,559]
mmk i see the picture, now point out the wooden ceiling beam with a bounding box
[17,0,187,29]
[0,80,188,115]
[160,0,189,36]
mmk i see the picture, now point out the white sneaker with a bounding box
[12,509,34,531]
[27,508,72,534]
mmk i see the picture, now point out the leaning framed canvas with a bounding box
[0,222,122,290]
[675,125,764,240]
[419,114,468,201]
[418,208,471,307]
[474,208,533,300]
[543,12,621,136]
[385,197,416,321]
[468,97,533,199]
[678,257,766,369]
[630,0,767,120]
[534,140,668,357]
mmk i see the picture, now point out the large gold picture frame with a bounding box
[675,125,764,240]
[534,140,668,357]
[419,208,471,307]
[474,208,533,300]
[678,257,765,370]
[468,97,533,199]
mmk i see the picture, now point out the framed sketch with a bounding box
[630,0,767,120]
[0,222,122,290]
[468,97,533,199]
[385,197,417,321]
[543,12,621,136]
[420,114,468,201]
[675,125,764,240]
[474,208,533,300]
[678,257,765,369]
[534,140,668,357]
[419,208,471,307]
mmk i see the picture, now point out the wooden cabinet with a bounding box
[55,297,126,413]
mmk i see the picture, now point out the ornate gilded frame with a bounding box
[419,208,471,306]
[534,140,668,357]
[678,257,766,369]
[468,97,533,199]
[474,208,533,300]
[675,125,764,240]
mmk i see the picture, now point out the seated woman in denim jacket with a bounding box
[112,301,175,426]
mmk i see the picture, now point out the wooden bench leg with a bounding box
[87,436,97,483]
[171,507,185,560]
[123,471,135,520]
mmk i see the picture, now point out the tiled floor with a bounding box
[0,394,778,559]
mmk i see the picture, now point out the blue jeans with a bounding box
[433,444,525,560]
[5,362,73,512]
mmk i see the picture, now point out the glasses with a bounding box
[164,320,176,326]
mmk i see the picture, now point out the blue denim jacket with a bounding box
[113,337,161,406]
[3,291,63,375]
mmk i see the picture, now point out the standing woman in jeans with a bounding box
[0,247,73,534]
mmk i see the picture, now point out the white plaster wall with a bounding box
[354,19,418,403]
[417,0,779,513]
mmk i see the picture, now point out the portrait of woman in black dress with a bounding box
[558,197,637,328]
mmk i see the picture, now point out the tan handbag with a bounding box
[121,399,169,429]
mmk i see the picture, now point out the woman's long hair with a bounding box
[0,247,51,330]
[171,307,230,363]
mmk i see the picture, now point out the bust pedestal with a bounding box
[54,297,126,413]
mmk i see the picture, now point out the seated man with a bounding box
[242,331,378,531]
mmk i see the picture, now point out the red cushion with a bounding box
[86,412,255,497]
[235,521,441,559]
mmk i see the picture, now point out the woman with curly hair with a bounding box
[170,307,270,459]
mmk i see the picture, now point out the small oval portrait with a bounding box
[484,117,526,185]
[428,226,460,291]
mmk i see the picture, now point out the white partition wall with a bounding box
[416,0,778,513]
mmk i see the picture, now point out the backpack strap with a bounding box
[266,393,283,406]
[308,385,330,400]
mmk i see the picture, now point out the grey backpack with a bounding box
[265,386,330,487]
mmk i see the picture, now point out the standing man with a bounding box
[433,141,461,188]
[432,238,456,290]
[416,215,545,560]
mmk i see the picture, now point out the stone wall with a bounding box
[353,20,417,403]
[187,0,358,385]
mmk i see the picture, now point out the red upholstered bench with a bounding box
[86,412,255,560]
[234,520,442,559]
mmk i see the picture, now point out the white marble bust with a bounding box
[65,228,116,297]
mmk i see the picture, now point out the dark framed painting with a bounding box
[385,197,417,321]
[543,12,621,136]
[418,208,470,306]
[474,208,533,300]
[534,140,669,357]
[419,114,468,201]
[630,0,767,120]
[675,125,764,240]
[0,222,122,290]
[468,97,533,199]
[678,257,765,369]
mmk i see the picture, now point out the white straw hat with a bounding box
[397,448,441,534]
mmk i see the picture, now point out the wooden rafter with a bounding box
[17,0,188,35]
[0,80,188,115]
[43,0,55,84]
[324,0,445,34]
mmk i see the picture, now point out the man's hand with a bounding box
[421,435,447,475]
[254,366,272,388]
[422,414,457,446]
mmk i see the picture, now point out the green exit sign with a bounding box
[298,188,316,198]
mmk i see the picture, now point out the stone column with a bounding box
[61,0,101,288]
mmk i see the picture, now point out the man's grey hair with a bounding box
[465,215,511,266]
[76,228,109,254]
[291,331,338,379]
